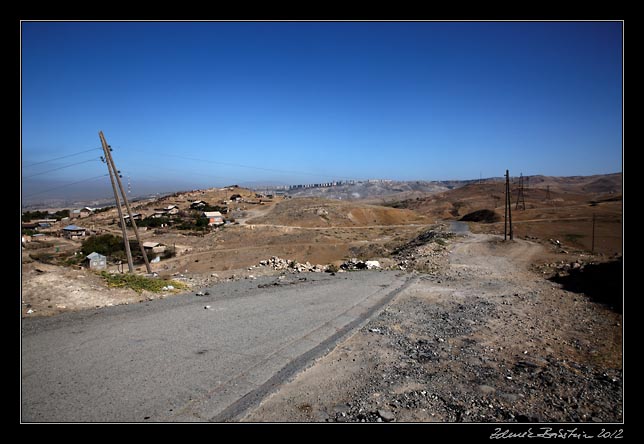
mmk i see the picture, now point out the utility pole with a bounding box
[99,131,152,274]
[100,132,134,272]
[545,185,551,201]
[504,169,513,241]
[515,172,526,210]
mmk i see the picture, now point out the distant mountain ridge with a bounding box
[22,173,621,211]
[281,173,622,201]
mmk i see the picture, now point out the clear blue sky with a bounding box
[21,21,623,201]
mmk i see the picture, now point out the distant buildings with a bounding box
[288,180,355,190]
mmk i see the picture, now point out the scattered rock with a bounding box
[365,260,381,270]
[478,385,496,395]
[377,409,395,422]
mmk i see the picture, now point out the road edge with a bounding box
[210,273,417,422]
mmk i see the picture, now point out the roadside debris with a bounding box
[251,256,327,273]
[340,258,381,271]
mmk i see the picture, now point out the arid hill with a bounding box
[246,197,429,228]
[382,173,622,256]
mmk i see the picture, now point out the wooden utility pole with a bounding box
[504,169,513,241]
[99,131,152,274]
[99,132,134,272]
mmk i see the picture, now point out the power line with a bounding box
[23,158,100,179]
[22,174,109,198]
[123,147,363,181]
[22,148,102,168]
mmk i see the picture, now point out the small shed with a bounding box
[142,241,166,254]
[165,205,179,215]
[62,224,87,239]
[203,211,224,226]
[86,252,107,270]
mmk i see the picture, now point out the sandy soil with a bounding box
[20,261,158,317]
[243,231,622,423]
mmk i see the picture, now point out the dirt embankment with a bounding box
[243,232,622,423]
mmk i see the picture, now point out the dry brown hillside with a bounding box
[385,174,622,256]
[246,197,429,228]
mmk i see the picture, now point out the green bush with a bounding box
[52,209,70,219]
[22,210,49,222]
[81,234,124,256]
[22,209,70,221]
[99,272,188,293]
[137,216,171,228]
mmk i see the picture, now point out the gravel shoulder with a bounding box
[242,231,623,423]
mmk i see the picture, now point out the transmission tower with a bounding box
[515,173,526,210]
[545,185,551,201]
[504,169,513,241]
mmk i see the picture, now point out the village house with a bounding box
[70,207,95,219]
[190,200,207,209]
[165,205,179,215]
[85,252,107,270]
[142,241,166,254]
[122,213,142,225]
[152,205,180,218]
[143,241,166,263]
[202,211,224,226]
[62,224,87,240]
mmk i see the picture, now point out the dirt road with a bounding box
[243,229,622,423]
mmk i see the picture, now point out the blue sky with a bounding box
[21,21,622,201]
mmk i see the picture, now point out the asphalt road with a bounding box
[21,270,411,422]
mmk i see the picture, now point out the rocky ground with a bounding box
[243,230,623,423]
